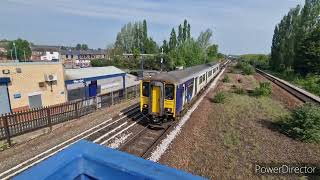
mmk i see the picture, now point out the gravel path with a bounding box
[0,99,138,172]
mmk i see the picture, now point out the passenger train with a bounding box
[140,60,228,124]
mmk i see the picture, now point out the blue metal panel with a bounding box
[0,77,10,84]
[65,73,126,85]
[88,81,97,97]
[14,140,205,180]
[175,85,183,115]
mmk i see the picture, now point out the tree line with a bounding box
[99,19,223,70]
[270,0,320,76]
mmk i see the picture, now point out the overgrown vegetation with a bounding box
[278,103,320,143]
[253,82,272,97]
[239,54,270,69]
[222,75,230,83]
[236,62,255,75]
[212,92,226,103]
[234,87,246,95]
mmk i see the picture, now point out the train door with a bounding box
[151,86,160,113]
[195,78,198,94]
[149,82,164,116]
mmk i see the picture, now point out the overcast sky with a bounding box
[0,0,304,55]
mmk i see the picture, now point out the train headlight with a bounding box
[165,108,172,113]
[143,104,148,108]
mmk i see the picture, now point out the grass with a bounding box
[212,92,226,103]
[0,141,10,151]
[222,75,230,83]
[223,130,240,149]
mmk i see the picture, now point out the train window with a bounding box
[165,84,174,100]
[142,82,150,97]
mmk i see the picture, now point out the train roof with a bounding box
[144,61,220,84]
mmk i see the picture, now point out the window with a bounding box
[71,55,74,58]
[142,82,150,97]
[66,55,69,58]
[165,84,174,100]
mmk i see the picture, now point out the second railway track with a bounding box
[256,68,320,105]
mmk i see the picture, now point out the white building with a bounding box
[40,51,60,61]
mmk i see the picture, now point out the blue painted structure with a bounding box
[175,78,194,115]
[14,140,205,180]
[0,77,11,84]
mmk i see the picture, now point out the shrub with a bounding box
[234,87,246,95]
[222,75,230,83]
[242,64,255,75]
[253,82,272,97]
[235,62,255,75]
[213,92,226,103]
[278,103,320,143]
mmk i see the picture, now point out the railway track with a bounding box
[119,122,174,158]
[0,103,142,180]
[256,69,320,105]
[1,67,228,179]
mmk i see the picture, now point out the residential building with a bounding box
[0,62,67,114]
[31,45,61,61]
[61,49,106,68]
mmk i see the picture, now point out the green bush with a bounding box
[242,64,255,75]
[234,87,246,95]
[213,92,226,103]
[278,103,320,143]
[235,62,255,75]
[253,82,272,97]
[222,75,230,83]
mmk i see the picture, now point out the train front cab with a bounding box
[140,81,176,122]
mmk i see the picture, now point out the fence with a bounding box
[0,84,140,146]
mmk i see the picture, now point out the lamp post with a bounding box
[13,42,18,61]
[10,49,13,60]
[160,48,164,72]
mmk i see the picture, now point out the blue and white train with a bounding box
[140,60,227,123]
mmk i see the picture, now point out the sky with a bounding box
[0,0,304,55]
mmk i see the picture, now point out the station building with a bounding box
[0,62,67,114]
[65,66,139,101]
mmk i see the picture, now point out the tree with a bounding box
[183,19,188,41]
[169,28,177,50]
[178,24,183,44]
[76,44,81,50]
[6,38,31,61]
[295,26,320,75]
[81,44,88,50]
[207,44,218,59]
[187,23,191,40]
[197,29,213,49]
[161,40,169,53]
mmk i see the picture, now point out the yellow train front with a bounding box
[140,62,221,124]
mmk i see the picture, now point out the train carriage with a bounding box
[140,62,222,124]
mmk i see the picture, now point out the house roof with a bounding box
[65,66,125,83]
[31,45,61,52]
[60,49,105,55]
